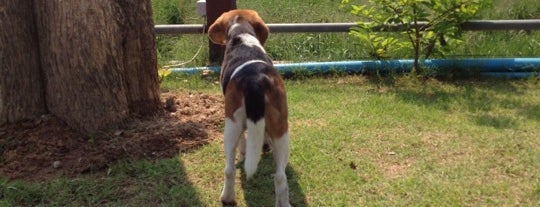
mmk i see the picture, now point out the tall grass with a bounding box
[153,0,540,66]
[153,0,208,66]
[446,0,540,58]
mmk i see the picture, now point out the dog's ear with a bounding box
[252,20,269,46]
[244,10,269,46]
[208,15,227,45]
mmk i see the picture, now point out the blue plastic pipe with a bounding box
[170,58,540,78]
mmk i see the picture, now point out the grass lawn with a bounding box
[2,75,539,206]
[2,0,539,205]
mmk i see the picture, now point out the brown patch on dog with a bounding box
[224,79,244,120]
[264,77,289,139]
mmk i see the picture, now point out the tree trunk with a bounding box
[1,0,160,133]
[206,0,237,64]
[0,0,47,125]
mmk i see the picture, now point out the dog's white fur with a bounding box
[208,9,291,207]
[230,59,267,79]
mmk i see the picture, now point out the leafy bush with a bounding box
[343,0,492,72]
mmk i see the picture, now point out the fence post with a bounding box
[206,0,236,64]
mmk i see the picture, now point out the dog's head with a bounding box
[208,9,269,46]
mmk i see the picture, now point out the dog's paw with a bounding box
[220,191,236,206]
[221,199,237,206]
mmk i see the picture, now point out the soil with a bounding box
[0,92,224,181]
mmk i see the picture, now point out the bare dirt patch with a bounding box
[379,151,414,179]
[0,92,224,181]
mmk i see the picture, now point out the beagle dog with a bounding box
[208,9,290,207]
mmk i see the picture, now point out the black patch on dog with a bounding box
[233,62,275,123]
[221,51,272,95]
[231,36,242,47]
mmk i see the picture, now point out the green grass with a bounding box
[2,1,540,206]
[2,75,539,206]
[154,0,540,66]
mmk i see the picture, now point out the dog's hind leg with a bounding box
[220,118,244,205]
[237,132,246,162]
[272,132,291,207]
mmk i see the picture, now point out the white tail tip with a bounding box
[244,119,265,179]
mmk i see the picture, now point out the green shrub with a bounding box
[343,0,492,73]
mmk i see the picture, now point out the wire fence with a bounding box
[154,0,540,66]
[155,20,540,66]
[155,20,540,34]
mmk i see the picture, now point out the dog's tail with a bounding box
[243,74,270,179]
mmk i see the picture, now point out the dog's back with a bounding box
[218,15,288,177]
[208,9,291,207]
[219,16,273,94]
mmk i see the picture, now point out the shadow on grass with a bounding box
[239,153,308,207]
[0,158,206,206]
[0,117,212,206]
[102,158,208,206]
[125,158,206,206]
[371,76,537,129]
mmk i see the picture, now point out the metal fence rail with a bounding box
[155,19,540,34]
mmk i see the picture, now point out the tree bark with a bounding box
[0,0,47,125]
[1,0,160,133]
[33,0,161,133]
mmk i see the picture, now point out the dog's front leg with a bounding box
[221,118,243,205]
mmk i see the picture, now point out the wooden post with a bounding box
[206,0,236,64]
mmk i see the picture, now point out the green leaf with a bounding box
[345,0,490,62]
